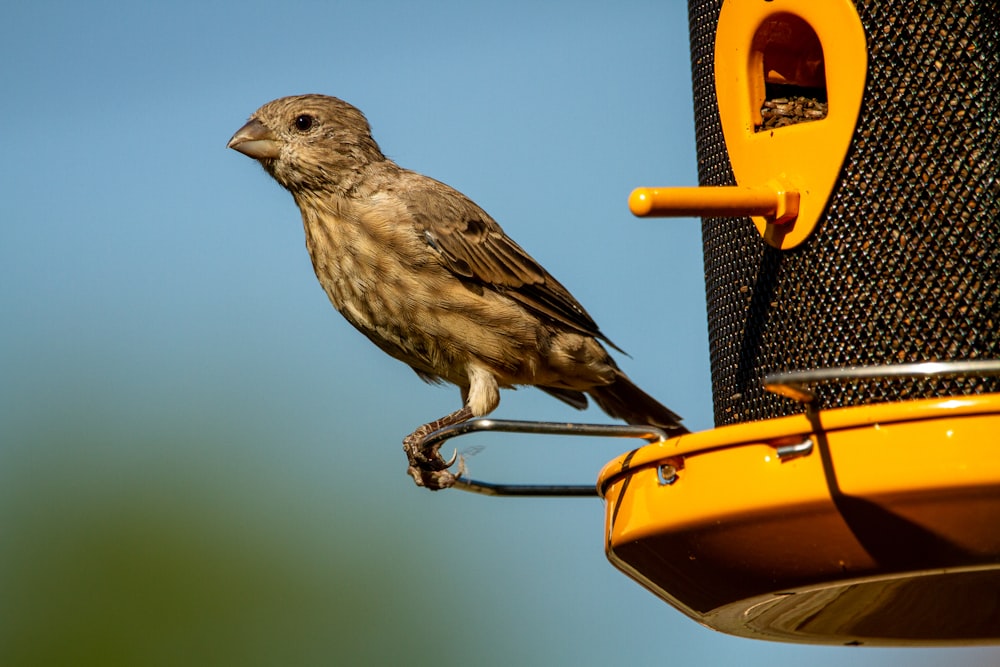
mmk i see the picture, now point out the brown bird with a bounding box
[228,94,685,490]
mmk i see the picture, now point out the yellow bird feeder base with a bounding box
[598,391,1000,646]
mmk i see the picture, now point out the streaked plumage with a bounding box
[228,94,685,489]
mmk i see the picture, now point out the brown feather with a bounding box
[401,178,624,352]
[228,94,684,441]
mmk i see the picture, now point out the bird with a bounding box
[227,94,686,490]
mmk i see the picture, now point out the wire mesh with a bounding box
[688,0,1000,424]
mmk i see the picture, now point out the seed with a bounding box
[758,95,829,131]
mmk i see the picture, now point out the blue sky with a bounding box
[2,1,997,665]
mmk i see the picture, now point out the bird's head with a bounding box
[227,94,385,194]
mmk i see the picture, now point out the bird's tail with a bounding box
[589,371,688,437]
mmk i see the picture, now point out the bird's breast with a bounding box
[299,202,464,377]
[296,197,584,390]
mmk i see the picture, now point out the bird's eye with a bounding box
[294,114,315,131]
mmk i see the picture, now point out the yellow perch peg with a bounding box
[629,184,799,224]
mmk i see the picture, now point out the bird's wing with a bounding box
[398,174,620,349]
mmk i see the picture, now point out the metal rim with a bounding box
[764,360,1000,403]
[419,418,668,497]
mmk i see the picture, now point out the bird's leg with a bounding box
[403,405,474,490]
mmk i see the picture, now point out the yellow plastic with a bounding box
[629,184,799,224]
[715,0,866,248]
[632,0,867,249]
[599,394,1000,645]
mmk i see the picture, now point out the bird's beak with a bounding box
[227,119,281,159]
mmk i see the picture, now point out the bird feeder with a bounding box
[605,0,1000,646]
[429,0,999,647]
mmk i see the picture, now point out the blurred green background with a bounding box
[3,1,999,665]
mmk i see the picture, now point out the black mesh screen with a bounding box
[689,0,1000,426]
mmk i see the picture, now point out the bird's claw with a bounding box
[402,435,464,491]
[400,407,474,491]
[405,463,462,491]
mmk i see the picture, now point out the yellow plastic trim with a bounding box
[598,394,1000,645]
[630,0,867,250]
[600,395,995,485]
[714,0,867,248]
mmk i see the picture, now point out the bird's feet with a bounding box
[403,436,463,490]
[402,407,473,490]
